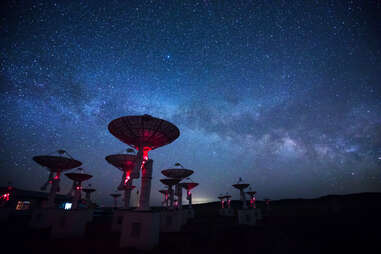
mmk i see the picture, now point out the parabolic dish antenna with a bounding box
[105,154,137,172]
[181,182,199,191]
[232,183,250,190]
[33,155,81,172]
[65,171,93,182]
[160,178,181,186]
[33,150,82,208]
[108,114,180,151]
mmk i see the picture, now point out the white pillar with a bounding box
[168,186,174,209]
[138,159,153,210]
[161,193,168,208]
[240,190,247,209]
[72,182,81,209]
[251,196,256,208]
[85,192,91,204]
[132,148,143,178]
[123,180,133,209]
[175,184,183,209]
[187,191,192,208]
[48,178,60,208]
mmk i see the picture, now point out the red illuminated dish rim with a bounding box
[108,115,180,151]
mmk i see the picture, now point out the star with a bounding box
[0,0,380,206]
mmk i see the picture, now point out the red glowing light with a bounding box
[54,172,60,180]
[187,191,191,196]
[76,186,81,190]
[252,197,256,208]
[137,147,151,161]
[133,147,152,177]
[124,172,131,184]
[143,148,150,160]
[139,148,151,175]
[1,193,10,201]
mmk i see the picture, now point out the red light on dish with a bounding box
[142,147,151,161]
[124,172,131,184]
[136,147,151,173]
[1,193,10,201]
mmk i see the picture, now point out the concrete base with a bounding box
[111,209,132,232]
[50,210,93,238]
[0,208,12,223]
[219,208,235,216]
[160,210,184,232]
[238,209,256,226]
[29,208,64,229]
[120,211,160,250]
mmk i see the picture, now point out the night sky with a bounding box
[1,0,381,206]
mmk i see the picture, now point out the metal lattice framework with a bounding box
[108,114,180,150]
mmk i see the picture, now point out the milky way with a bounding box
[1,0,381,206]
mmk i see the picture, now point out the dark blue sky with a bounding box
[1,0,381,206]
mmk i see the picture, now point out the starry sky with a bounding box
[1,0,381,206]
